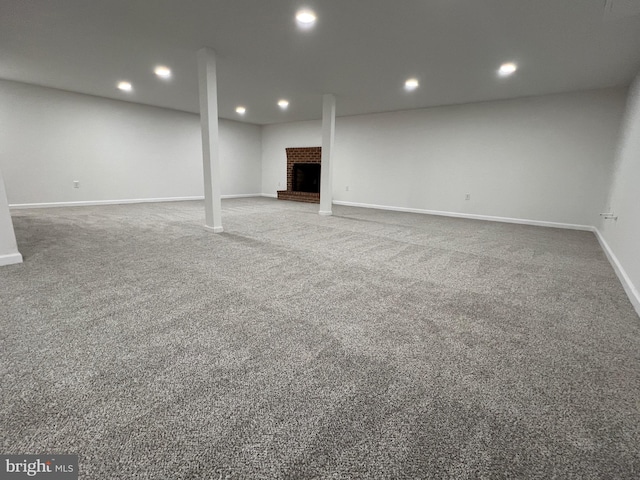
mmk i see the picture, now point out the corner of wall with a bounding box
[593,227,640,316]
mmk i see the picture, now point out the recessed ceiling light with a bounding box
[235,106,246,115]
[117,81,132,92]
[498,62,517,77]
[278,99,289,109]
[296,9,317,27]
[404,78,419,91]
[154,66,171,79]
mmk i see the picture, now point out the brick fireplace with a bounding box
[277,147,321,203]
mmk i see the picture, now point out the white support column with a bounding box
[319,94,336,216]
[0,167,22,266]
[197,47,223,233]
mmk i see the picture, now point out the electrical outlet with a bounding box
[345,186,349,191]
[73,181,80,189]
[465,193,470,200]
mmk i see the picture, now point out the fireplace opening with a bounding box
[292,163,320,193]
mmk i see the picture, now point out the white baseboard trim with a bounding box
[332,200,593,231]
[10,196,204,209]
[0,252,23,266]
[261,193,278,198]
[9,194,263,209]
[204,225,224,233]
[221,194,263,199]
[593,229,640,316]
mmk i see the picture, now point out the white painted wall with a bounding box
[262,88,626,226]
[598,75,640,314]
[218,119,261,197]
[0,80,261,206]
[0,166,22,265]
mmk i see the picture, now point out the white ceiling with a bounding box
[1,0,640,125]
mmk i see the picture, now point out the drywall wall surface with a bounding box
[262,88,626,226]
[0,80,261,205]
[219,119,262,196]
[599,75,640,312]
[0,167,21,265]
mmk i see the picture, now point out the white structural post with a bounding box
[0,167,22,266]
[197,47,223,233]
[319,94,336,216]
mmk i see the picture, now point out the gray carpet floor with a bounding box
[1,197,639,479]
